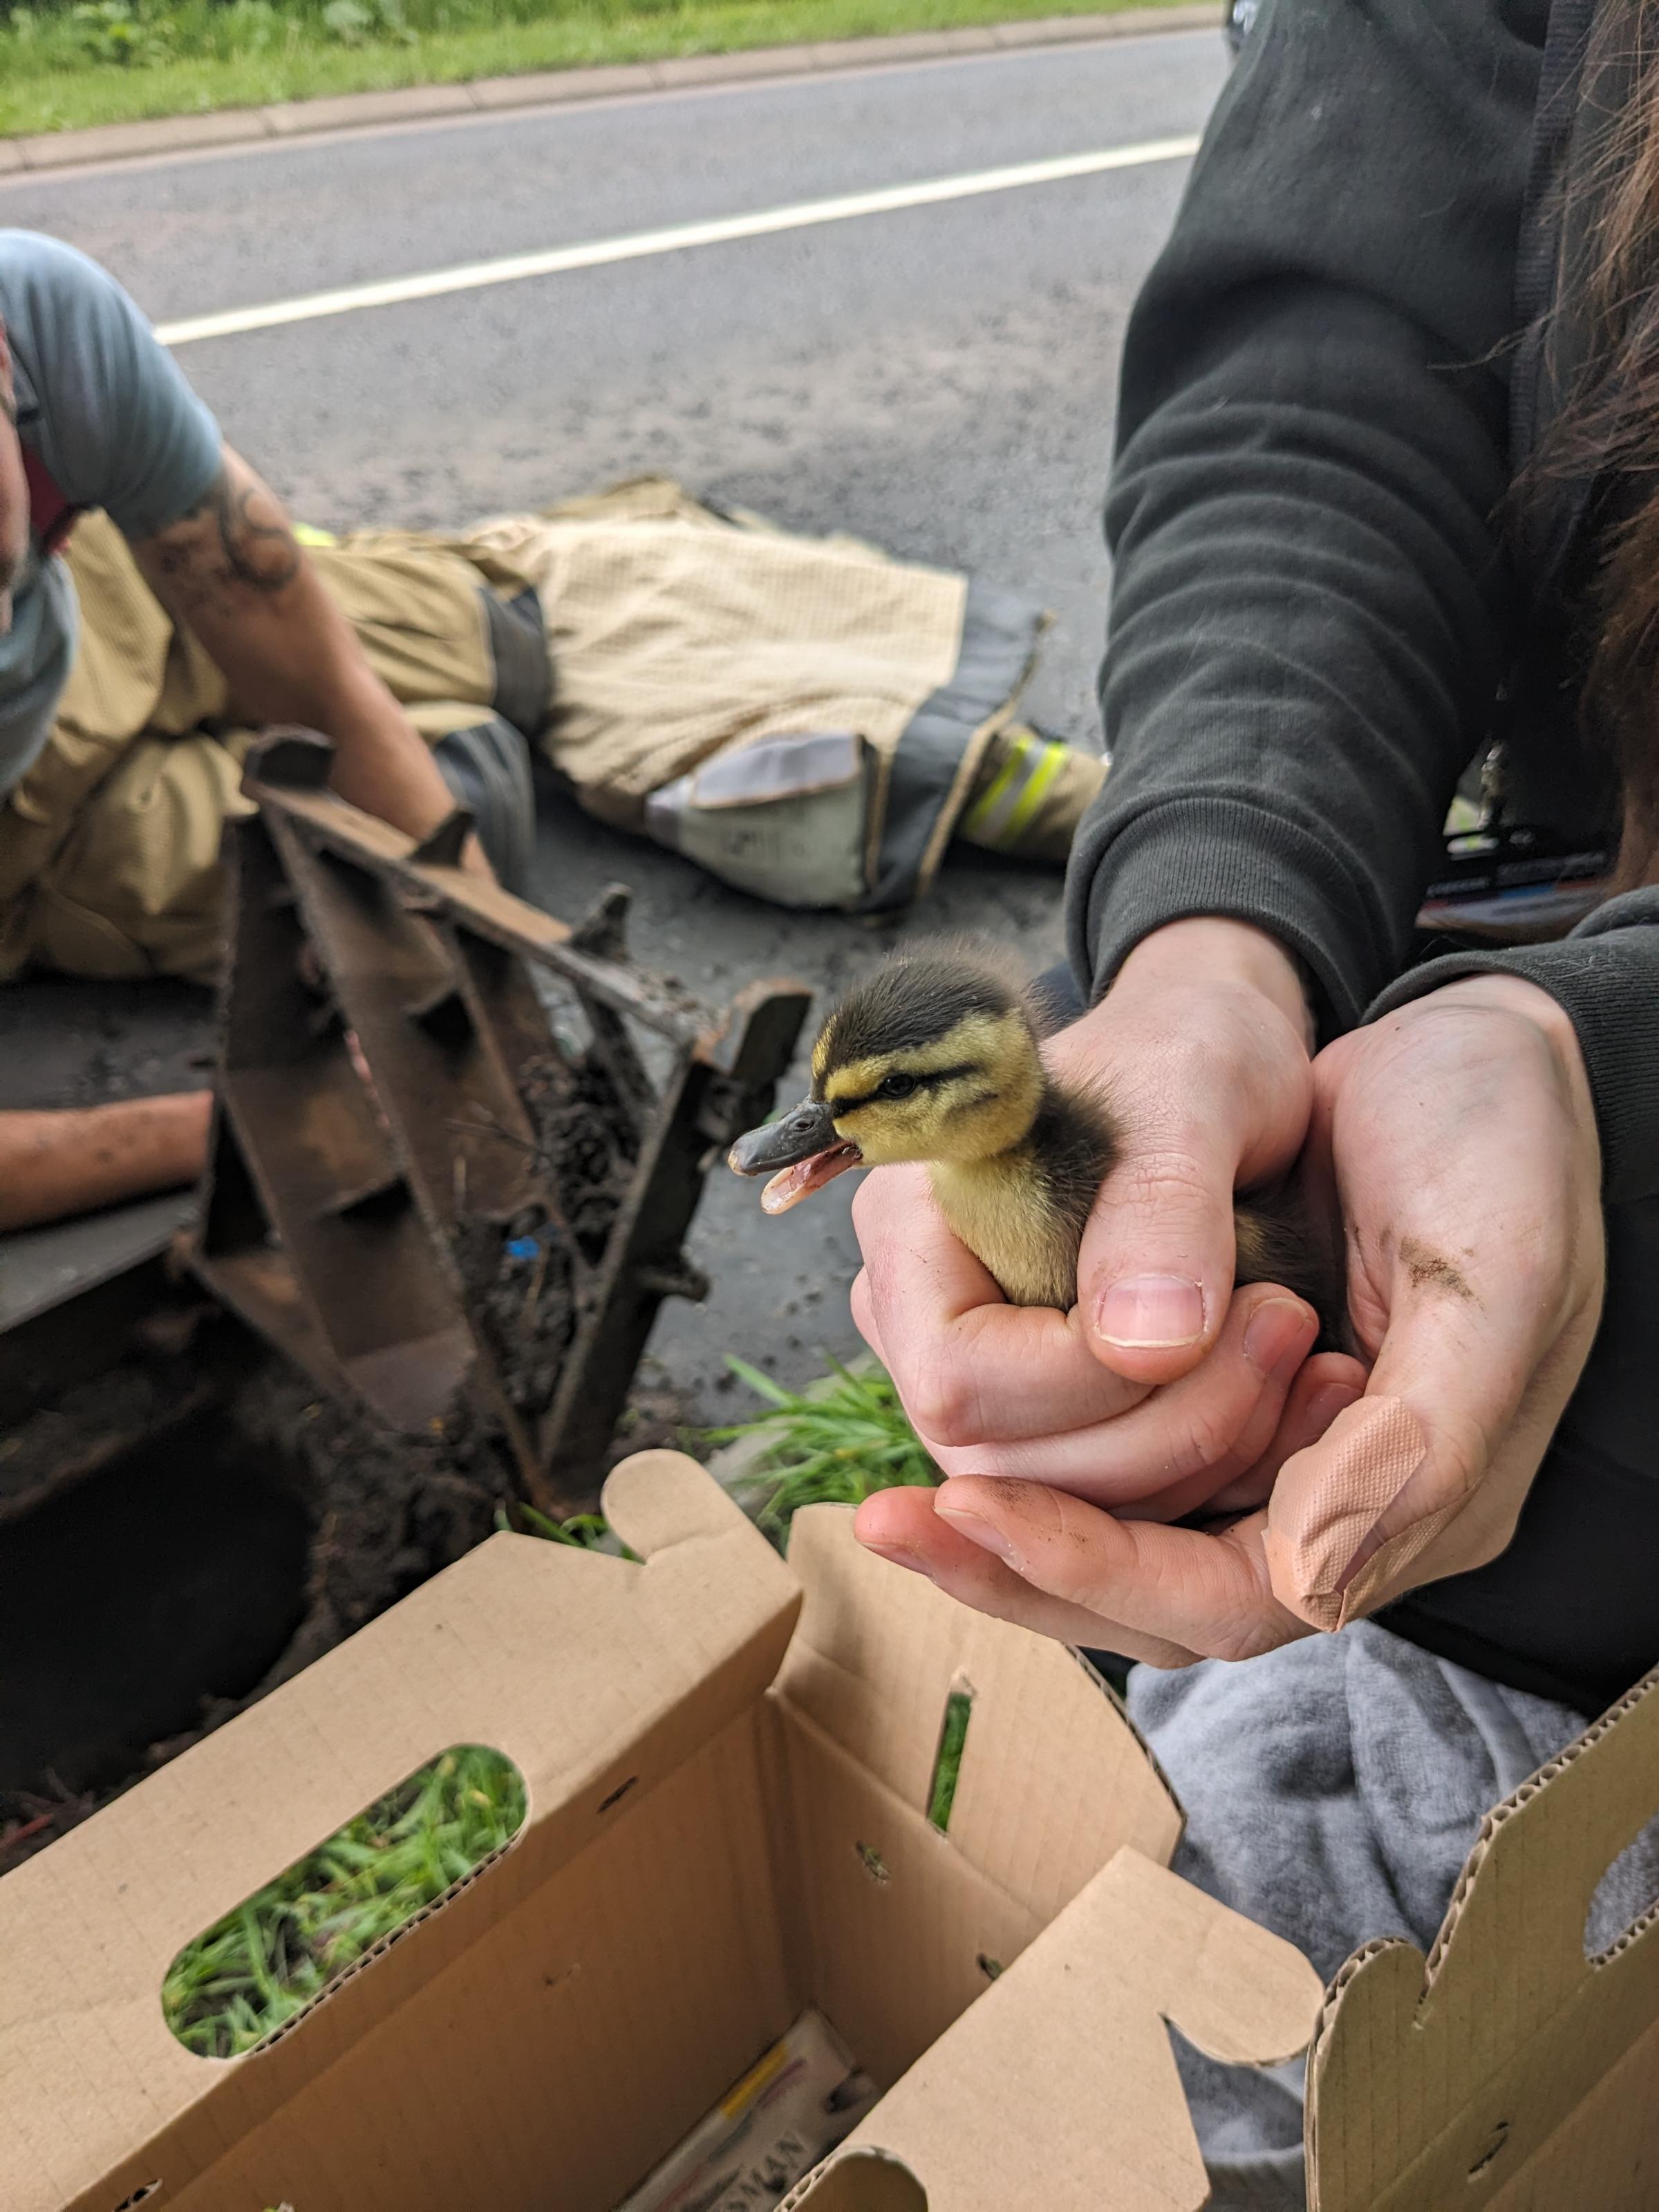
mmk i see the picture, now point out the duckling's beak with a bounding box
[727,1098,863,1213]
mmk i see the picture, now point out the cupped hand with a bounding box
[849,916,1328,1522]
[852,1165,1353,1521]
[855,971,1605,1665]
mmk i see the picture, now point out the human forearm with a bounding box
[0,1092,212,1232]
[229,607,458,841]
[133,447,467,852]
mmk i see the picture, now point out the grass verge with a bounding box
[2,0,1201,140]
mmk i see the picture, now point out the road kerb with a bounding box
[15,106,268,171]
[468,64,659,109]
[263,82,478,135]
[653,45,820,88]
[809,29,1002,68]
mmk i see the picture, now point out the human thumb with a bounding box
[1264,1394,1449,1631]
[1078,1114,1246,1386]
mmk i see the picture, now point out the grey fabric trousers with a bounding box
[1127,1624,1659,2209]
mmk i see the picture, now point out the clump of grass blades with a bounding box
[707,1354,939,1543]
[497,1499,640,1557]
[162,1746,526,2058]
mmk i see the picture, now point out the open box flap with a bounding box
[787,1846,1323,2212]
[0,1452,798,2212]
[774,1505,1182,1923]
[1308,1665,1659,2212]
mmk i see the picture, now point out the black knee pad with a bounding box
[484,585,552,742]
[432,712,536,894]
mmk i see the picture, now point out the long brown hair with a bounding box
[1542,5,1659,885]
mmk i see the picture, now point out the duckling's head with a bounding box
[728,953,1045,1212]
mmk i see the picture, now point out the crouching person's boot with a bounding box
[954,723,1107,865]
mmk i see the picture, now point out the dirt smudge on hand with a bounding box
[1398,1235,1475,1302]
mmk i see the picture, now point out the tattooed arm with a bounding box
[131,444,476,853]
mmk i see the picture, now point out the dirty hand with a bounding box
[849,916,1346,1526]
[856,973,1604,1667]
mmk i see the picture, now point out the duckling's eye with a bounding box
[876,1072,919,1100]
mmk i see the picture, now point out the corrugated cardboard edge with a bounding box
[774,1505,1183,1922]
[0,1451,799,2212]
[1306,1664,1659,2211]
[788,1846,1324,2212]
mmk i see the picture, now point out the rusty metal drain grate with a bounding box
[186,732,809,1514]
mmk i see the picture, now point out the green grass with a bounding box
[162,1745,526,2058]
[1,0,1198,138]
[709,1353,939,1544]
[926,1687,971,1832]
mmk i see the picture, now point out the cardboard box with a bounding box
[2,1451,1657,2211]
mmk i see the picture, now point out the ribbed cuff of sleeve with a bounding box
[1365,890,1659,1206]
[1067,795,1395,1037]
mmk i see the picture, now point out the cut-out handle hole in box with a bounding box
[162,1745,527,2059]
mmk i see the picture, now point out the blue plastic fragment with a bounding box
[505,1237,540,1261]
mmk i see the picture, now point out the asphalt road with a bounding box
[0,25,1228,1423]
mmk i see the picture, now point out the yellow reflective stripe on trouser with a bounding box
[961,731,1072,850]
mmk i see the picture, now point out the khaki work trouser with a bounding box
[0,514,536,986]
[459,479,1103,908]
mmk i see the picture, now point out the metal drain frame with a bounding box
[185,731,811,1513]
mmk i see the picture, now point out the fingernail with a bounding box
[858,1539,934,1580]
[1096,1274,1206,1350]
[935,1495,1022,1570]
[1306,1380,1362,1436]
[1244,1297,1316,1383]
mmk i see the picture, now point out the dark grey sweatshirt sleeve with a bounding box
[1066,0,1550,1031]
[1367,900,1659,1206]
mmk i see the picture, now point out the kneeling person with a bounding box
[0,229,544,1226]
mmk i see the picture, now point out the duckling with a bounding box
[729,949,1339,1332]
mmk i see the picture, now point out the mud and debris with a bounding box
[453,1047,644,1416]
[0,997,696,1878]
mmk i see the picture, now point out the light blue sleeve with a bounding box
[3,231,223,540]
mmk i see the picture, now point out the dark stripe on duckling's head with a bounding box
[824,1060,980,1113]
[811,956,1020,1089]
[807,953,1045,1168]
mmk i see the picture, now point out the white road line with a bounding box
[156,133,1199,347]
